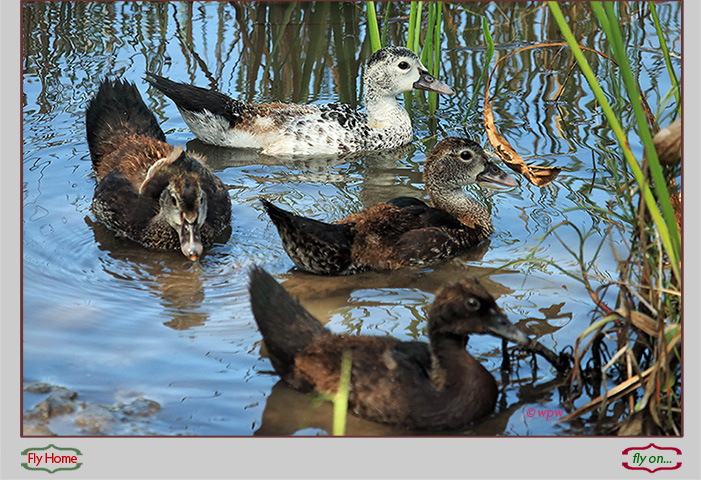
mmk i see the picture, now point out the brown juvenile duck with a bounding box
[262,137,518,275]
[248,266,530,431]
[86,78,231,260]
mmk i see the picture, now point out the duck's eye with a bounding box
[460,150,473,161]
[466,298,480,310]
[398,61,410,70]
[170,195,178,207]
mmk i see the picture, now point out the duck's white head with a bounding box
[364,46,455,99]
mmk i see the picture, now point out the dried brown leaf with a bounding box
[484,117,562,186]
[483,43,618,188]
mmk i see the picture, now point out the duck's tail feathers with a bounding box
[86,78,166,169]
[261,199,355,275]
[248,266,327,379]
[145,72,247,127]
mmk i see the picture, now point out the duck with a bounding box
[85,78,232,260]
[248,266,530,431]
[261,137,519,275]
[144,46,454,157]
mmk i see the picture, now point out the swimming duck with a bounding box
[144,46,454,156]
[86,78,232,260]
[262,137,518,275]
[248,266,530,431]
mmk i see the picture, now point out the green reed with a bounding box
[332,350,352,436]
[546,1,681,434]
[366,1,382,51]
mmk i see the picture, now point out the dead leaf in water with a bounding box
[483,43,618,187]
[484,111,562,186]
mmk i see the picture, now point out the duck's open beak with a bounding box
[477,161,519,187]
[413,69,455,95]
[484,310,530,346]
[179,220,204,261]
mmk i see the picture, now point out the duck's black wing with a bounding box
[145,72,253,129]
[261,199,356,275]
[91,170,163,244]
[318,102,367,130]
[387,196,464,229]
[391,341,433,378]
[249,266,329,383]
[387,196,479,264]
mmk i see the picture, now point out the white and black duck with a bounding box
[145,46,454,156]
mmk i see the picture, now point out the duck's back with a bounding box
[180,99,406,156]
[340,199,484,270]
[145,73,413,156]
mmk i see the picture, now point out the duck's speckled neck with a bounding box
[429,187,493,236]
[363,86,413,141]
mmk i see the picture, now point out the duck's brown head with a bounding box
[424,137,519,193]
[427,277,529,346]
[141,148,209,260]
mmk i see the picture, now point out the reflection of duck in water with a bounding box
[254,380,401,436]
[249,266,529,431]
[262,137,518,275]
[86,79,231,260]
[85,219,211,330]
[145,47,454,156]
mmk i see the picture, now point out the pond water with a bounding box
[22,1,681,436]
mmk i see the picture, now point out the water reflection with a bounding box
[254,381,401,436]
[87,217,231,331]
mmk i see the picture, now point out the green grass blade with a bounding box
[429,2,443,113]
[421,3,436,66]
[366,1,382,52]
[332,350,352,436]
[413,2,423,53]
[547,2,680,280]
[381,1,391,48]
[649,1,680,111]
[433,2,442,73]
[407,1,418,51]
